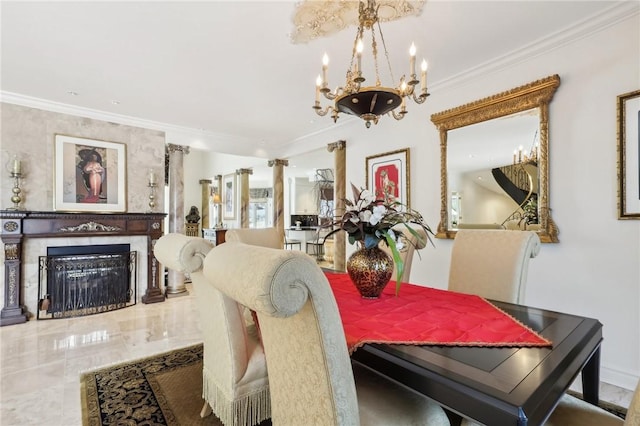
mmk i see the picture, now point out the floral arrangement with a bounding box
[326,183,434,295]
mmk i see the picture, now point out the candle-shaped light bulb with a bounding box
[409,43,417,76]
[420,59,428,89]
[356,39,363,74]
[149,170,156,185]
[513,150,517,164]
[12,156,21,174]
[315,75,322,102]
[400,80,407,95]
[322,53,329,86]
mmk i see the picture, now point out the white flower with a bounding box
[358,210,371,223]
[388,229,405,250]
[360,189,376,205]
[369,205,386,225]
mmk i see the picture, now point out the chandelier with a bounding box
[312,0,429,128]
[513,130,539,165]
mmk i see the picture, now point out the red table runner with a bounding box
[326,272,552,354]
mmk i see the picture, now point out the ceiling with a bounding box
[0,1,627,159]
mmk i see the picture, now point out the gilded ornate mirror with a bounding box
[430,75,560,243]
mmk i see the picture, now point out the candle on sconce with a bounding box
[322,53,329,86]
[420,60,428,90]
[12,156,21,174]
[149,170,156,185]
[315,75,322,102]
[409,43,417,77]
[518,145,523,163]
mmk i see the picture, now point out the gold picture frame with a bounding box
[365,148,410,208]
[54,134,127,212]
[617,89,640,219]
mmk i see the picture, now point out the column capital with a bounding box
[236,168,253,175]
[199,179,212,184]
[327,140,347,152]
[268,159,289,167]
[167,143,190,155]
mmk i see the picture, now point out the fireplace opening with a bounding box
[38,244,137,319]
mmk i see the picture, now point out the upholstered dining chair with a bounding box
[378,223,429,284]
[225,227,282,249]
[202,242,451,426]
[448,229,541,304]
[544,379,640,425]
[154,233,271,426]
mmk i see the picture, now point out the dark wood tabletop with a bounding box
[351,300,603,426]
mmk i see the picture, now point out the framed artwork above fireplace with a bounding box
[54,134,127,212]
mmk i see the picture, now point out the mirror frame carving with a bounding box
[430,74,561,243]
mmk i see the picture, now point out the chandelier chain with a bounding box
[371,25,381,86]
[376,21,396,87]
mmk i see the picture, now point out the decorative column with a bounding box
[0,212,27,325]
[214,175,223,227]
[268,159,288,247]
[328,140,347,272]
[166,143,190,297]
[236,168,252,228]
[199,179,212,229]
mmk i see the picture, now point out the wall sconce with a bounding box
[7,155,24,210]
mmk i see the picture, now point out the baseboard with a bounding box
[601,366,639,392]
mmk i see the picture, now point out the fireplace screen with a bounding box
[38,244,137,319]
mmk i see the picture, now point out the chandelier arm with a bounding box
[313,105,333,117]
[411,91,429,104]
[391,109,407,120]
[323,86,345,100]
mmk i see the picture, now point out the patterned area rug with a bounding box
[80,344,230,426]
[80,343,627,425]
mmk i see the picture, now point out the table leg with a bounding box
[581,346,600,405]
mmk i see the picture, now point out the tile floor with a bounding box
[0,283,634,426]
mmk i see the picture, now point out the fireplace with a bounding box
[1,211,166,326]
[37,244,137,319]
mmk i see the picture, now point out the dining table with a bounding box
[325,272,604,426]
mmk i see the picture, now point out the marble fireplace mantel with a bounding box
[0,210,167,326]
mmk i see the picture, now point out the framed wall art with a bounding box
[617,89,640,219]
[223,173,236,219]
[54,134,127,212]
[366,148,410,207]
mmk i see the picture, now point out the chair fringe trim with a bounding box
[202,369,271,426]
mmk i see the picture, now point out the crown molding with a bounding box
[433,2,639,92]
[0,91,260,153]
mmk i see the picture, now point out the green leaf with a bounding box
[383,233,404,296]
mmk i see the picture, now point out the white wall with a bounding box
[287,15,640,390]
